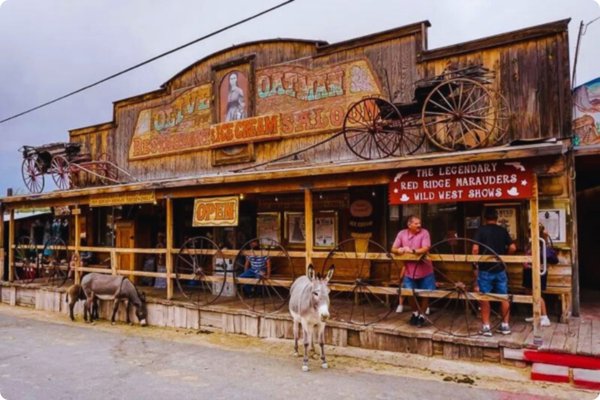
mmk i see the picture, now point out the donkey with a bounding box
[289,264,334,372]
[80,273,147,326]
[65,283,98,322]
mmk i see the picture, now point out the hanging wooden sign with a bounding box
[389,161,534,205]
[193,196,239,227]
[90,191,156,207]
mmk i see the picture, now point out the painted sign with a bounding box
[388,161,534,205]
[193,196,239,227]
[89,191,156,207]
[573,77,600,146]
[129,59,381,160]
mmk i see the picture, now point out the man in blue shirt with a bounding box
[238,239,271,296]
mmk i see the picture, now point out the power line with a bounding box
[0,0,294,125]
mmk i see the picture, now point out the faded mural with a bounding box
[573,77,600,146]
[129,59,381,160]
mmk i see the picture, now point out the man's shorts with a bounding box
[402,273,436,290]
[477,270,508,294]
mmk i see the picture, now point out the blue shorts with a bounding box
[477,270,508,294]
[402,273,436,290]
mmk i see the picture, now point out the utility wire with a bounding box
[0,0,294,125]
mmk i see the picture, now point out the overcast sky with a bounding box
[0,0,598,196]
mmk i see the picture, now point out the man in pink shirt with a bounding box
[391,215,435,327]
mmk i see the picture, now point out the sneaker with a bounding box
[541,316,551,327]
[416,315,426,328]
[396,304,404,313]
[479,326,492,337]
[409,313,419,326]
[496,324,512,335]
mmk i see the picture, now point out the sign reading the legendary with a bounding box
[388,161,534,204]
[90,191,156,207]
[193,196,239,227]
[129,59,382,160]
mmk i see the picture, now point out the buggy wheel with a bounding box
[422,78,497,151]
[233,238,293,314]
[40,237,69,287]
[322,238,399,326]
[393,114,426,156]
[50,155,71,190]
[175,236,228,306]
[343,97,403,160]
[21,156,45,193]
[410,237,511,337]
[15,236,38,283]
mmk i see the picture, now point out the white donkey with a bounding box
[289,264,334,372]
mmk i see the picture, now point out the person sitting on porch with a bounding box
[391,215,435,328]
[239,239,271,296]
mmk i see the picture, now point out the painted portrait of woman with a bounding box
[220,70,248,122]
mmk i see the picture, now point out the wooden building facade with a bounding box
[0,19,578,347]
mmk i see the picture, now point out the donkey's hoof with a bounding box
[321,362,328,369]
[302,365,309,372]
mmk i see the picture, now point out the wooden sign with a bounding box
[90,191,156,207]
[389,161,534,205]
[193,196,239,227]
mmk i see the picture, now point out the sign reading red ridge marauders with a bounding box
[388,161,534,205]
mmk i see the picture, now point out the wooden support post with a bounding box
[8,209,14,282]
[567,151,579,317]
[530,175,542,346]
[74,210,81,284]
[110,249,117,276]
[0,203,4,282]
[166,197,173,300]
[304,189,313,274]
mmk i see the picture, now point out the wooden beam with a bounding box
[166,197,173,300]
[304,188,313,274]
[0,203,4,281]
[531,175,542,344]
[74,211,81,284]
[8,209,14,282]
[567,152,580,317]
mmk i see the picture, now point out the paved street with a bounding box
[0,305,593,400]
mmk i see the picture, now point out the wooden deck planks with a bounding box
[576,319,592,356]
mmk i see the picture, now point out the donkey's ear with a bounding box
[307,264,315,281]
[325,265,335,282]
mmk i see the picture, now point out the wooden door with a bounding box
[115,221,135,282]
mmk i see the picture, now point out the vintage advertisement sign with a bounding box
[193,196,239,227]
[573,76,600,146]
[389,161,534,205]
[89,191,156,207]
[129,59,382,160]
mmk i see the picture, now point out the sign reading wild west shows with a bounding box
[388,161,534,204]
[129,59,381,159]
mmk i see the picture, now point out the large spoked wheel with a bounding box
[233,238,293,314]
[50,155,71,190]
[175,236,228,306]
[422,78,497,151]
[21,156,45,193]
[343,97,403,160]
[40,237,69,287]
[14,236,38,283]
[322,238,399,326]
[392,114,425,157]
[410,238,511,337]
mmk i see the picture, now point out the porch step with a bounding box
[523,350,600,370]
[531,363,570,383]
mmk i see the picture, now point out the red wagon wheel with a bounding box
[175,236,229,306]
[321,238,399,326]
[40,237,69,287]
[421,78,497,151]
[50,155,71,190]
[21,156,45,193]
[14,236,38,283]
[343,97,403,160]
[410,238,511,337]
[233,237,293,314]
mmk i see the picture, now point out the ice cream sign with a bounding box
[389,161,534,205]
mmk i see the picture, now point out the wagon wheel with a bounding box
[321,238,399,326]
[393,114,426,156]
[97,153,118,184]
[50,155,71,190]
[40,237,69,287]
[14,236,38,283]
[233,238,293,314]
[21,156,45,193]
[343,97,403,160]
[175,236,228,306]
[484,89,512,146]
[422,78,497,151]
[410,238,511,337]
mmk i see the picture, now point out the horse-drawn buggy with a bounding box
[20,142,134,193]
